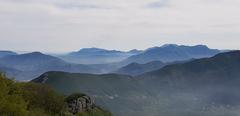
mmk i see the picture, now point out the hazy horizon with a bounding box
[0,43,235,54]
[1,0,240,53]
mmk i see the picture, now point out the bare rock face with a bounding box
[65,93,94,114]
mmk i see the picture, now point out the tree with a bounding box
[0,73,28,116]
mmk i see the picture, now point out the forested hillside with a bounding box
[0,73,111,116]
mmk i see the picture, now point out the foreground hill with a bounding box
[121,44,220,64]
[33,51,240,116]
[0,73,111,116]
[0,52,100,80]
[114,61,166,76]
[58,48,142,64]
[32,72,152,116]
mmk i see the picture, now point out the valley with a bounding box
[0,44,239,116]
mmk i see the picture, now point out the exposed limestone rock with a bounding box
[39,73,48,84]
[65,93,94,115]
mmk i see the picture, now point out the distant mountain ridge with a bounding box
[0,52,100,80]
[141,50,240,79]
[121,44,221,64]
[58,48,143,64]
[138,51,240,92]
[70,48,142,55]
[0,51,17,58]
[0,52,66,71]
[0,44,225,80]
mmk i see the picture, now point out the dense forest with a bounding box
[0,73,112,116]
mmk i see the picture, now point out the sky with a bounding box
[0,0,240,53]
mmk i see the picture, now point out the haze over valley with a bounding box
[1,0,240,115]
[1,44,240,116]
[0,44,221,81]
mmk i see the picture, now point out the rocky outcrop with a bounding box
[65,93,94,115]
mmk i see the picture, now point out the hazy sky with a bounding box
[0,0,240,53]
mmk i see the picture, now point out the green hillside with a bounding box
[32,72,158,116]
[0,73,111,116]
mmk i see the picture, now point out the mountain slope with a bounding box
[33,51,240,116]
[139,51,240,107]
[0,52,66,71]
[0,51,17,58]
[0,72,112,116]
[32,72,152,116]
[58,48,142,64]
[141,51,240,83]
[122,44,220,64]
[114,61,166,76]
[137,51,240,115]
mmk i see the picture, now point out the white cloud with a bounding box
[0,0,240,52]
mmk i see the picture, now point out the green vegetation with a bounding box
[32,71,151,116]
[0,73,112,116]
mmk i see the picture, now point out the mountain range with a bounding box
[0,52,100,80]
[0,44,224,81]
[121,44,220,64]
[33,51,240,116]
[58,48,143,64]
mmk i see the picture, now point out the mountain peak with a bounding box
[161,44,210,49]
[122,44,220,64]
[189,45,210,49]
[193,44,208,48]
[20,52,46,57]
[30,52,44,55]
[75,47,124,53]
[78,48,107,52]
[161,44,179,48]
[146,44,179,51]
[128,49,143,54]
